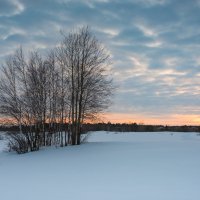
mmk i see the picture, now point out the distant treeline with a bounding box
[1,123,200,133]
[81,123,200,132]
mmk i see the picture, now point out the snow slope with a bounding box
[0,131,200,200]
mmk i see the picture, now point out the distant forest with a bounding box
[0,122,199,133]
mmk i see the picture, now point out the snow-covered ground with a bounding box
[1,131,200,200]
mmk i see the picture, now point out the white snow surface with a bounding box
[1,131,200,200]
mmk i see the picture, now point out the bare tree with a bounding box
[0,56,22,129]
[57,26,113,145]
[0,48,50,152]
[0,26,114,153]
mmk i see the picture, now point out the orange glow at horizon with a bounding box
[102,113,200,126]
[1,114,200,126]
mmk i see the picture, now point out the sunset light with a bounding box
[103,113,200,126]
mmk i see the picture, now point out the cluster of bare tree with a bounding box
[0,27,113,153]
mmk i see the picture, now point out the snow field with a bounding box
[0,131,200,200]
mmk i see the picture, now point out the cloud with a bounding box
[0,0,24,17]
[145,40,163,48]
[96,28,120,37]
[134,0,169,7]
[135,23,158,37]
[0,26,26,40]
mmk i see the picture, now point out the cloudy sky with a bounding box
[1,0,200,125]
